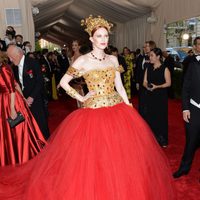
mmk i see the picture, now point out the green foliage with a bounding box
[35,40,42,52]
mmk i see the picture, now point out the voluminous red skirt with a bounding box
[0,103,176,200]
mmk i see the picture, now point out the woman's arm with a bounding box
[111,55,131,105]
[1,65,17,118]
[115,72,130,104]
[60,74,85,102]
[60,74,95,103]
[143,68,148,89]
[10,92,17,119]
[15,82,23,95]
[60,56,95,102]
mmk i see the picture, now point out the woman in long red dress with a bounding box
[0,16,176,199]
[0,52,46,166]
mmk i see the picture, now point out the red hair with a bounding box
[91,26,108,36]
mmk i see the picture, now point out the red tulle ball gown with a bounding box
[0,66,176,199]
[0,64,46,166]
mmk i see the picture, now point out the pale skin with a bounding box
[60,27,130,105]
[15,82,23,95]
[183,39,200,122]
[71,40,81,63]
[10,82,24,119]
[143,50,171,92]
[10,93,17,119]
[7,45,34,107]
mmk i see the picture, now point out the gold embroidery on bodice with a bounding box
[66,66,124,108]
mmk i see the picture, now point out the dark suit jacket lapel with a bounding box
[23,60,26,76]
[13,66,23,89]
[190,55,200,83]
[22,57,28,82]
[15,66,20,82]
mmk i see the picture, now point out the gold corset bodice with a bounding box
[66,66,124,108]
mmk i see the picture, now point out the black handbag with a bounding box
[7,112,25,128]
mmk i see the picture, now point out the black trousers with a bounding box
[181,104,200,169]
[30,98,50,140]
[138,86,147,118]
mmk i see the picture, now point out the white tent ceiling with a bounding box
[31,0,161,46]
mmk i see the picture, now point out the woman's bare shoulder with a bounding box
[71,53,91,70]
[107,55,119,67]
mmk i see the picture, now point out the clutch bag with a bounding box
[7,112,25,128]
[147,83,153,88]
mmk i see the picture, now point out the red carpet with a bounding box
[48,97,200,200]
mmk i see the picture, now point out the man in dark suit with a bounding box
[110,47,127,84]
[57,49,70,95]
[173,37,200,178]
[135,41,156,117]
[7,45,50,139]
[163,51,175,98]
[57,49,69,78]
[40,48,52,100]
[182,49,194,81]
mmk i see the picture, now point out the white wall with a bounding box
[0,0,35,49]
[115,14,151,52]
[0,0,22,39]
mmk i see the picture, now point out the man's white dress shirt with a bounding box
[18,55,25,90]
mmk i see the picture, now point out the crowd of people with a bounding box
[0,16,199,199]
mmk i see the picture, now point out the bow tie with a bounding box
[195,55,200,61]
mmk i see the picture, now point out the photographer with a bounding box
[4,26,16,46]
[15,34,23,49]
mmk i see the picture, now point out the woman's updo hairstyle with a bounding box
[81,15,113,37]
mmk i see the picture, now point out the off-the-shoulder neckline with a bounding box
[70,65,121,74]
[84,66,116,75]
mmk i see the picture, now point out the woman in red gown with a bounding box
[0,16,176,199]
[0,52,46,166]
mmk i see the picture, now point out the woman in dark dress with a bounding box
[143,48,171,147]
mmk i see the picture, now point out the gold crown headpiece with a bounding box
[81,15,113,36]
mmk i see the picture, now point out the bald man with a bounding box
[7,45,50,139]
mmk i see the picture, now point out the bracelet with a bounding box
[65,87,78,99]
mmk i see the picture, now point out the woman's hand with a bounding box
[147,84,157,91]
[82,90,96,102]
[10,107,17,119]
[26,97,34,107]
[183,110,190,123]
[127,102,133,107]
